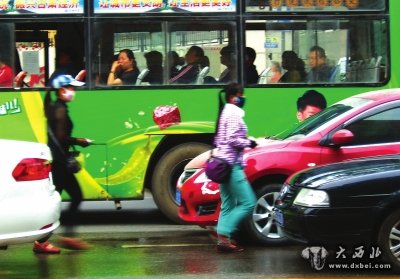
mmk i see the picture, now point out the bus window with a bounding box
[15,21,84,88]
[93,20,164,87]
[93,20,236,87]
[246,0,386,12]
[247,18,388,85]
[167,22,236,85]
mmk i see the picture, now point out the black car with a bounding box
[275,155,400,272]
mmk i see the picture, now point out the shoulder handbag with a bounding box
[65,146,82,174]
[48,128,82,173]
[205,149,238,184]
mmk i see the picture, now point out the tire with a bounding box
[151,142,211,224]
[377,208,400,273]
[243,182,289,246]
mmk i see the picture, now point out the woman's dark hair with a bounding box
[44,89,54,118]
[167,51,184,67]
[120,49,135,60]
[187,46,205,61]
[281,50,307,81]
[215,83,243,135]
[281,51,299,70]
[145,51,163,68]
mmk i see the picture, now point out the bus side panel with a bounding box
[0,92,46,143]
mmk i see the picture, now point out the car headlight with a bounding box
[177,168,198,190]
[293,188,330,207]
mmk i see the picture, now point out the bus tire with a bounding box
[151,142,212,224]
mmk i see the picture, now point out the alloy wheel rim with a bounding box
[389,220,400,262]
[252,191,283,239]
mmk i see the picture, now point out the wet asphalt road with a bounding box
[0,197,398,278]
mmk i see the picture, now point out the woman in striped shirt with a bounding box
[214,83,258,252]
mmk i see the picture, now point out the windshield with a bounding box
[273,97,372,140]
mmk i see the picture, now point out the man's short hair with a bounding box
[297,90,327,112]
[220,45,235,55]
[309,46,326,59]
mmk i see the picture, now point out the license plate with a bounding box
[175,189,181,206]
[275,210,284,226]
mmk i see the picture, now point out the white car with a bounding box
[0,139,61,249]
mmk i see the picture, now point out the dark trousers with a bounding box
[52,160,83,237]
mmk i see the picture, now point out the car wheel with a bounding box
[152,142,211,224]
[377,208,400,273]
[243,182,289,246]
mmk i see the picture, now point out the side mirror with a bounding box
[330,129,354,146]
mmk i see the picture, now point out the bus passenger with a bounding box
[267,61,282,83]
[296,89,327,121]
[143,50,163,84]
[169,46,204,84]
[166,51,184,78]
[107,49,140,86]
[218,46,236,84]
[244,47,259,84]
[0,58,13,87]
[49,48,81,86]
[279,51,306,83]
[307,46,333,82]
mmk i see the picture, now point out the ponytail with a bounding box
[214,89,225,135]
[44,89,53,118]
[214,83,243,135]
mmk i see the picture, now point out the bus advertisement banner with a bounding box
[0,0,84,14]
[246,0,385,12]
[94,0,236,13]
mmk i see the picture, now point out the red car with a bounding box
[177,88,400,245]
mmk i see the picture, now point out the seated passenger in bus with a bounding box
[267,61,282,83]
[307,46,333,82]
[49,48,81,86]
[169,46,204,84]
[0,58,13,87]
[279,51,306,83]
[143,51,163,85]
[107,49,140,86]
[244,47,259,84]
[166,51,184,79]
[218,45,236,84]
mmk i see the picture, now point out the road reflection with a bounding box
[0,226,397,278]
[0,232,395,279]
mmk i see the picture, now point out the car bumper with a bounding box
[278,206,378,245]
[0,190,62,245]
[177,181,220,226]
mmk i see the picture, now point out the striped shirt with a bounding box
[169,64,199,84]
[214,103,251,166]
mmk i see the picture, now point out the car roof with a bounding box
[354,88,400,102]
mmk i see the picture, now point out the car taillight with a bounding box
[12,158,51,181]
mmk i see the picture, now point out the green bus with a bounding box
[0,0,397,223]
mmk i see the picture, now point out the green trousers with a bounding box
[216,164,256,238]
